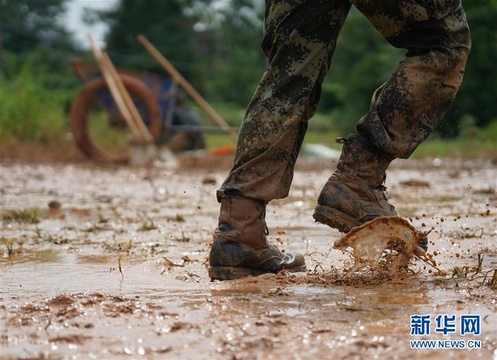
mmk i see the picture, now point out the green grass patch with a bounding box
[203,130,497,158]
[2,208,41,224]
[199,105,496,157]
[1,62,495,160]
[411,137,497,158]
[0,57,71,145]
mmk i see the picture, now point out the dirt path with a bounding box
[1,156,496,359]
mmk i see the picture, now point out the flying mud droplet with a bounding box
[334,216,426,273]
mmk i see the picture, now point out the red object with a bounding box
[211,144,236,156]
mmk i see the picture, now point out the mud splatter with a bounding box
[334,216,426,273]
[1,156,496,359]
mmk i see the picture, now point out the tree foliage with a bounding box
[200,0,266,104]
[95,0,204,88]
[1,0,74,52]
[0,0,80,88]
[98,0,496,136]
[441,0,497,136]
[320,8,405,135]
[1,0,496,137]
[95,0,265,104]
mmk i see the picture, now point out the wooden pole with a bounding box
[88,34,154,144]
[137,34,238,142]
[101,53,154,143]
[87,35,142,140]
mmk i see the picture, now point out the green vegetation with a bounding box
[1,208,41,224]
[1,0,496,159]
[201,102,497,157]
[0,57,495,158]
[0,57,71,145]
[451,254,497,290]
[1,237,15,256]
[202,130,497,158]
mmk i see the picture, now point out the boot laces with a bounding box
[376,174,389,196]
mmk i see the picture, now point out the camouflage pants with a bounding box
[220,0,471,202]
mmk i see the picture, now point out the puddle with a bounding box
[1,160,496,359]
[2,250,496,359]
[3,252,132,297]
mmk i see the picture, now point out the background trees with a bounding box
[94,0,265,104]
[441,1,497,135]
[0,0,78,87]
[101,0,199,79]
[1,0,496,138]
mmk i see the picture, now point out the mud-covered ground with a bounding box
[1,154,496,360]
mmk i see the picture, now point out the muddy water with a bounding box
[1,157,496,359]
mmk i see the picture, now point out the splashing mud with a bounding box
[1,156,496,359]
[334,216,425,273]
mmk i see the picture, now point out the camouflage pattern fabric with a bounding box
[219,0,471,202]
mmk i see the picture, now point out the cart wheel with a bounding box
[70,74,161,164]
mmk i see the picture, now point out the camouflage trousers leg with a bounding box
[219,0,470,202]
[220,0,352,201]
[352,0,471,158]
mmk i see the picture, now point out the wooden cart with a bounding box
[70,59,196,164]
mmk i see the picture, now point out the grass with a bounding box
[86,110,131,155]
[202,130,497,158]
[1,237,15,256]
[1,60,495,160]
[0,60,71,145]
[451,253,497,290]
[410,137,497,158]
[200,103,497,157]
[1,208,41,224]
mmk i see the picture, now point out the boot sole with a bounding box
[208,265,307,281]
[313,205,361,233]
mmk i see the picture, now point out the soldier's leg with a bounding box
[209,0,351,280]
[354,0,471,157]
[314,0,470,240]
[219,0,352,202]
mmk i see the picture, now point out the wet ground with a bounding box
[1,155,496,359]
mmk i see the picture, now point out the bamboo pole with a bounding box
[101,52,154,143]
[137,34,238,142]
[87,35,142,140]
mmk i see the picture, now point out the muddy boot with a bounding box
[209,192,306,280]
[313,133,428,251]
